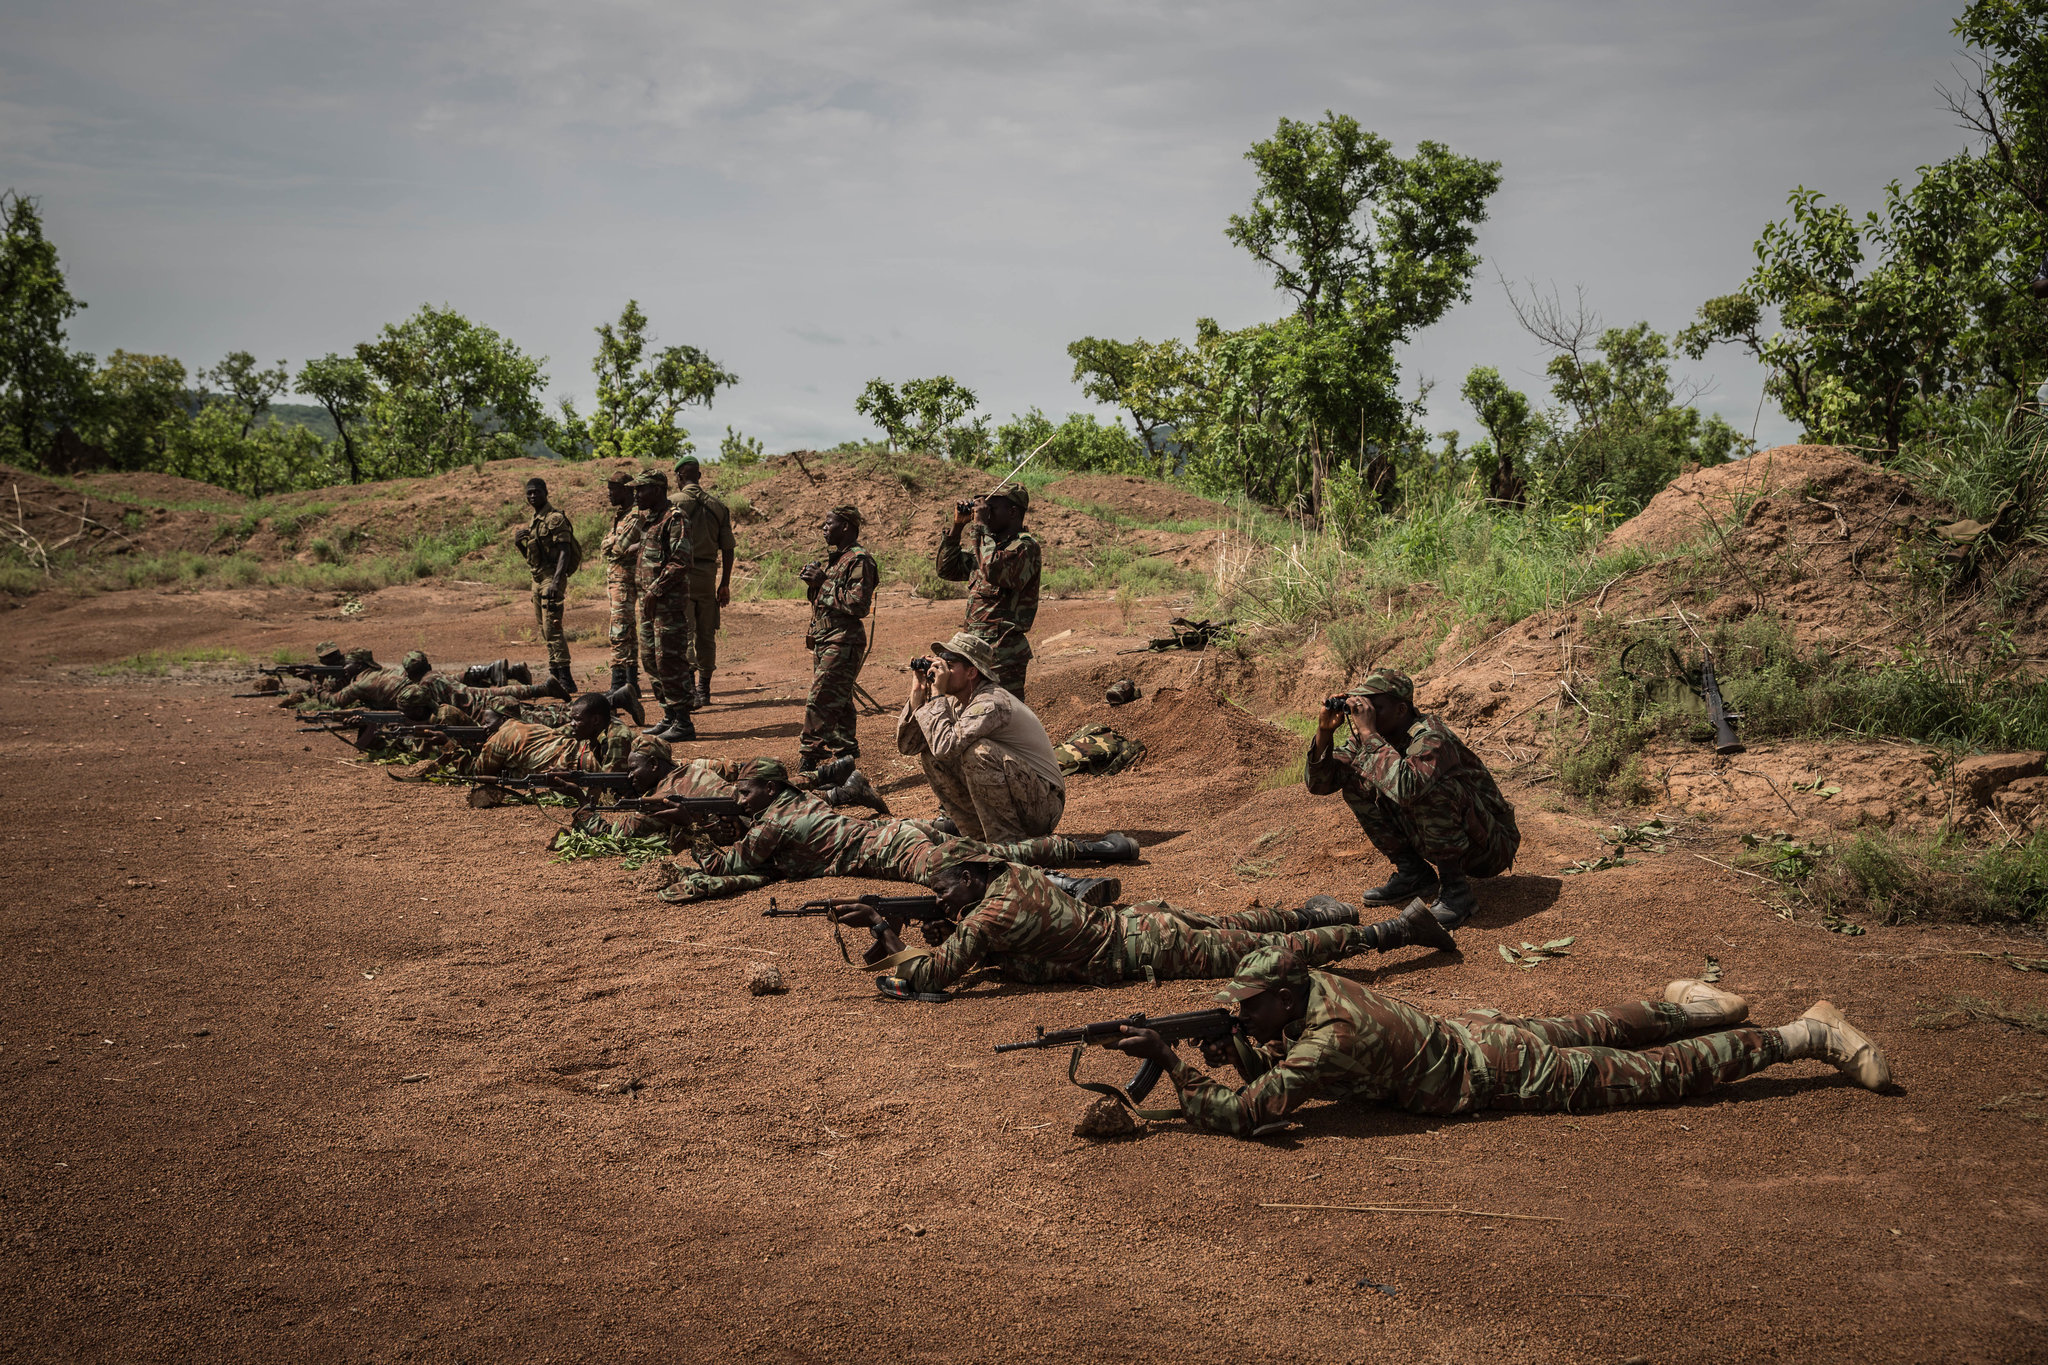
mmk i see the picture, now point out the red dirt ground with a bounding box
[3,564,2046,1363]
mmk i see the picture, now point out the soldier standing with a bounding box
[936,482,1039,698]
[1307,668,1520,926]
[512,476,580,692]
[673,456,737,707]
[634,471,697,742]
[599,469,646,697]
[797,505,877,781]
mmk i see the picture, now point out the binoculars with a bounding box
[956,498,980,515]
[1322,695,1355,712]
[911,657,934,675]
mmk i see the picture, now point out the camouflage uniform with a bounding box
[412,673,554,721]
[896,671,1066,841]
[584,757,752,840]
[800,541,878,771]
[1165,967,1789,1137]
[881,866,1372,994]
[319,666,409,711]
[600,504,646,669]
[675,482,736,674]
[637,499,697,716]
[668,791,1101,902]
[522,501,579,672]
[935,523,1040,698]
[1307,712,1520,878]
[469,718,638,779]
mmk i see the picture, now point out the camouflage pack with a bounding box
[1054,723,1145,777]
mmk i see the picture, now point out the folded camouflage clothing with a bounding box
[1054,723,1145,777]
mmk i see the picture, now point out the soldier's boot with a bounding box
[1075,832,1140,864]
[660,708,697,743]
[1428,861,1477,929]
[825,769,890,815]
[549,661,576,694]
[1294,894,1360,928]
[1358,898,1461,954]
[459,662,494,687]
[1047,872,1121,907]
[695,670,713,709]
[810,755,856,788]
[605,682,645,728]
[1779,1001,1890,1091]
[930,815,960,837]
[1362,851,1437,906]
[1663,978,1750,1028]
[542,672,574,701]
[876,977,951,1004]
[507,660,533,686]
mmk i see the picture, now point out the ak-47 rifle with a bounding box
[1118,617,1236,655]
[995,1007,1243,1106]
[300,713,492,749]
[764,892,956,966]
[1700,652,1745,756]
[296,709,408,733]
[261,662,353,682]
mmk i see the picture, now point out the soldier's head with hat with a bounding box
[632,468,669,513]
[821,503,862,550]
[1212,945,1315,1041]
[401,650,432,682]
[915,629,999,706]
[1323,666,1418,741]
[606,467,637,509]
[733,756,794,815]
[674,456,702,485]
[312,640,344,667]
[956,479,1028,539]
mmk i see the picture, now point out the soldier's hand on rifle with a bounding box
[1101,1025,1172,1066]
[1198,1036,1234,1067]
[826,902,882,929]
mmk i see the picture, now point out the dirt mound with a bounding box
[1603,445,1908,554]
[71,469,252,507]
[1041,474,1235,526]
[0,462,229,564]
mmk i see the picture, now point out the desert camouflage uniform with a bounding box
[637,503,696,715]
[1306,714,1520,876]
[1165,971,1790,1137]
[318,666,409,711]
[600,505,646,669]
[800,542,878,771]
[667,790,1097,902]
[469,718,637,779]
[880,866,1372,994]
[523,502,579,671]
[676,483,735,673]
[935,524,1039,698]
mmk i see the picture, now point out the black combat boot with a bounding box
[549,661,576,694]
[1293,894,1361,928]
[1362,852,1437,905]
[826,769,890,814]
[542,672,574,701]
[810,755,856,788]
[606,681,645,728]
[930,814,960,837]
[506,660,532,685]
[1359,898,1461,953]
[695,670,712,709]
[1047,872,1121,906]
[459,662,494,687]
[1431,863,1477,929]
[1074,832,1140,864]
[662,708,696,743]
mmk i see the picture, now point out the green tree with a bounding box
[296,352,378,483]
[1064,335,1195,471]
[0,191,93,465]
[1461,366,1540,505]
[991,407,1147,474]
[87,351,187,471]
[354,304,554,475]
[571,300,738,464]
[855,375,989,462]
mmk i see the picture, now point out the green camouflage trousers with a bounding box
[638,590,697,712]
[1451,1000,1787,1112]
[801,637,863,768]
[1344,783,1519,875]
[964,624,1030,700]
[687,591,721,673]
[607,562,638,668]
[1118,914,1365,982]
[531,578,571,669]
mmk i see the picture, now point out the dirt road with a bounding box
[2,580,2044,1363]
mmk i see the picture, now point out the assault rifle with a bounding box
[296,710,407,732]
[764,893,955,967]
[477,770,641,799]
[261,662,353,682]
[996,1007,1241,1103]
[1119,617,1235,655]
[1701,652,1745,756]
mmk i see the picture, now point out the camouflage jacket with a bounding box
[600,507,645,579]
[594,757,750,839]
[470,718,636,778]
[936,525,1039,645]
[695,788,935,884]
[807,544,877,647]
[322,667,408,711]
[1164,970,1480,1136]
[523,503,578,578]
[1306,713,1511,818]
[674,485,736,591]
[888,865,1125,992]
[637,502,694,599]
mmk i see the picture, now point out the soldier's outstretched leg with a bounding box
[799,639,862,775]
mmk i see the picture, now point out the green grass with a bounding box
[1042,546,1206,600]
[1769,826,2048,928]
[94,646,248,676]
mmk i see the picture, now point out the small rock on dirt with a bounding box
[746,963,784,996]
[1954,752,2046,806]
[1073,1095,1138,1140]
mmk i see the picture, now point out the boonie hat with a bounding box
[1213,945,1312,1005]
[1349,668,1415,704]
[930,631,998,681]
[988,482,1029,512]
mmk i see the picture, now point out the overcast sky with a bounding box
[1,0,1979,455]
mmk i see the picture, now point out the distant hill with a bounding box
[266,402,338,442]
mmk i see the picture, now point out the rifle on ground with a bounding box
[1700,652,1745,756]
[1118,617,1236,655]
[476,770,641,799]
[260,662,352,682]
[996,1007,1241,1105]
[296,710,408,732]
[764,893,955,965]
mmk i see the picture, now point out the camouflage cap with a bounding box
[988,482,1029,512]
[629,730,673,764]
[312,640,342,663]
[395,683,436,721]
[401,649,430,675]
[1349,668,1415,704]
[606,468,636,486]
[634,471,668,490]
[931,630,997,681]
[1213,945,1313,1004]
[742,757,790,784]
[344,648,377,669]
[829,503,863,527]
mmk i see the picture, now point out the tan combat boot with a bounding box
[1780,1000,1890,1091]
[1663,978,1750,1027]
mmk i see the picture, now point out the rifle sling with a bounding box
[1065,1045,1183,1123]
